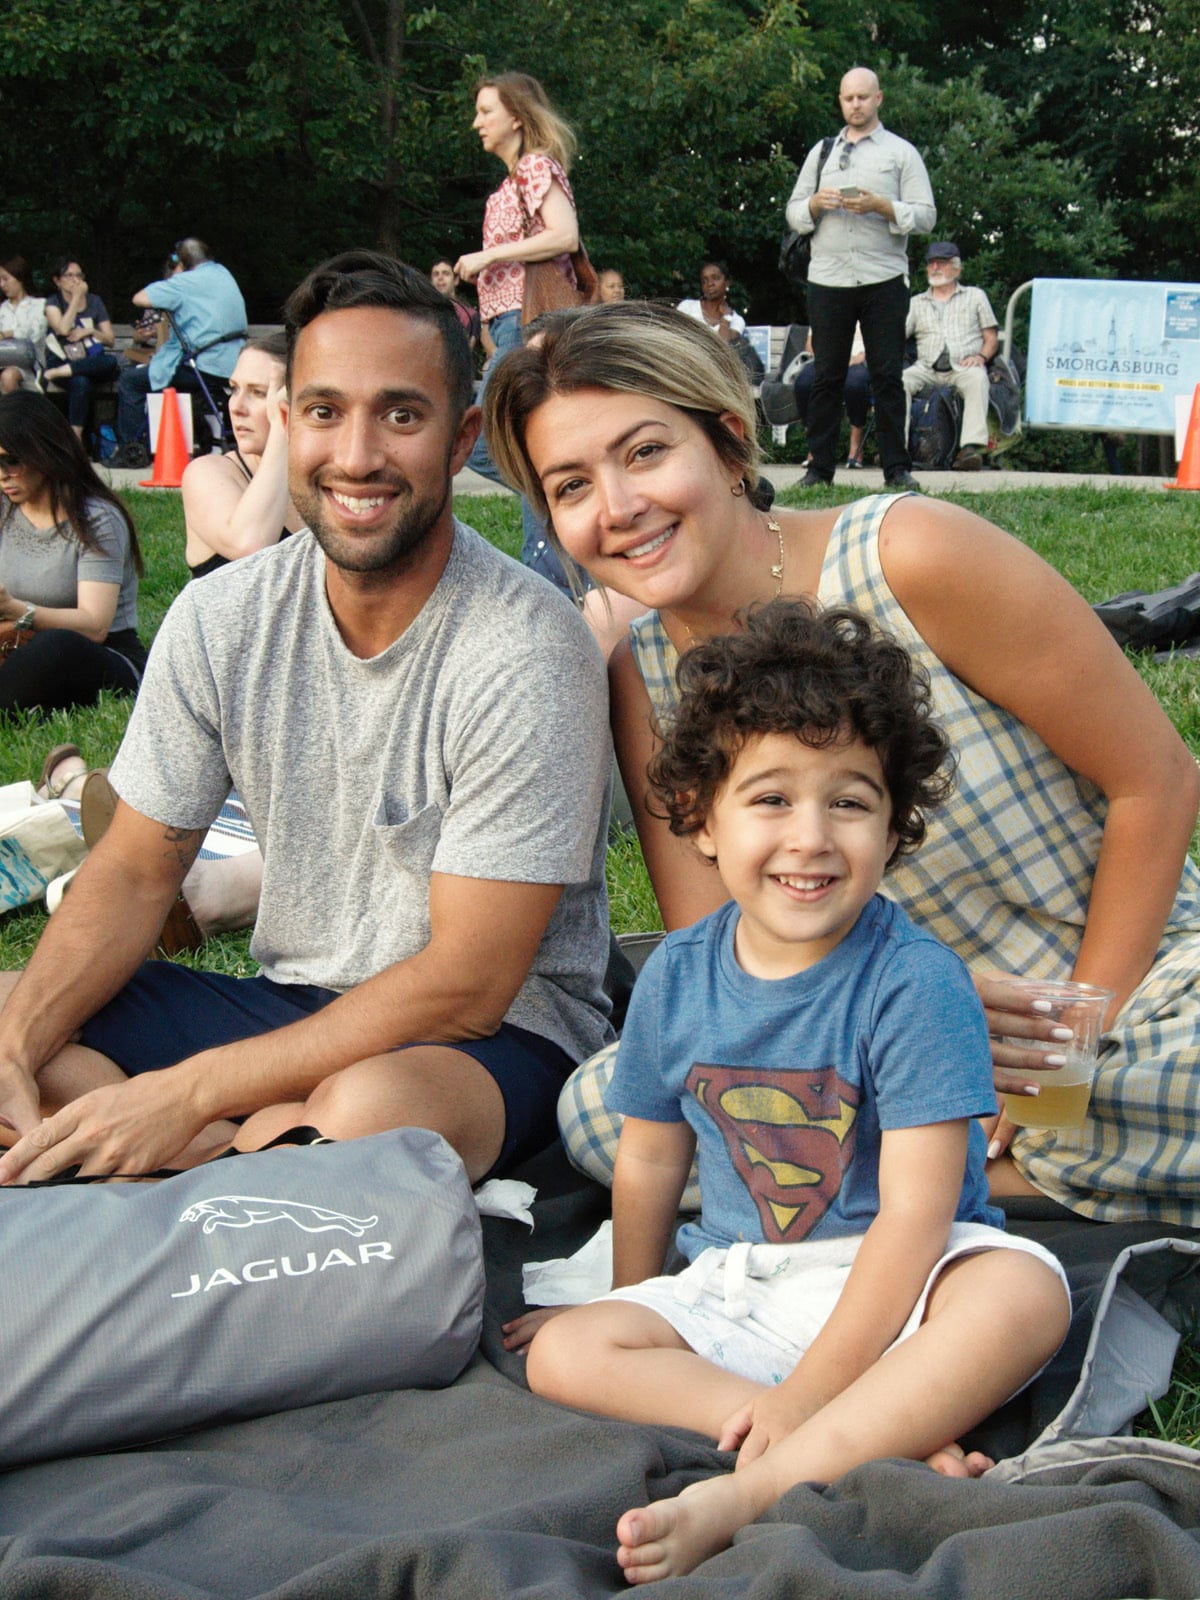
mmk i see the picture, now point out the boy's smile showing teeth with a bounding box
[696,730,898,979]
[773,873,838,897]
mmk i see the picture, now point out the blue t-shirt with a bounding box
[145,262,246,388]
[607,895,1002,1261]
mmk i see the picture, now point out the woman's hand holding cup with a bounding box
[974,973,1115,1159]
[975,972,1077,1095]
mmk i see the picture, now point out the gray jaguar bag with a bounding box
[1,1127,483,1467]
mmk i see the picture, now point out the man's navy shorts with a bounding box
[78,964,575,1177]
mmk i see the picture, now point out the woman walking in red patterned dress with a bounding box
[454,72,581,491]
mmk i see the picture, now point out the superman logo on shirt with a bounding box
[686,1063,859,1243]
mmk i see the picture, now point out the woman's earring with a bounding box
[730,479,746,498]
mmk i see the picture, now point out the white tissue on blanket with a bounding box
[522,1220,613,1306]
[473,1179,537,1227]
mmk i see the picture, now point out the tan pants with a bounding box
[903,360,990,449]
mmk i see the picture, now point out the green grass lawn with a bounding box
[3,483,1198,1448]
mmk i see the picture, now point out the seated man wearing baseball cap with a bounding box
[903,242,999,470]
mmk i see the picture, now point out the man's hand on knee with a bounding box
[0,1068,209,1184]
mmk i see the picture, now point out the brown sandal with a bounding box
[38,743,84,800]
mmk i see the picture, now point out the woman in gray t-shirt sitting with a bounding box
[0,391,146,716]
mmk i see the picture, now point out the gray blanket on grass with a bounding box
[1,1149,1198,1600]
[2,1370,1198,1600]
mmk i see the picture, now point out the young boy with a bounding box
[526,600,1070,1584]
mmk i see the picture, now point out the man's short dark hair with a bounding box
[647,599,954,868]
[283,250,474,417]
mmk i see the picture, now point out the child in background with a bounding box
[526,599,1070,1584]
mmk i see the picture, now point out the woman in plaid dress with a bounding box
[486,303,1200,1225]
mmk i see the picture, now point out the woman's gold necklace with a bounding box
[767,514,785,591]
[679,514,784,646]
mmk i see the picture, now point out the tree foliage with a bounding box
[880,65,1125,311]
[0,0,1182,326]
[878,0,1200,282]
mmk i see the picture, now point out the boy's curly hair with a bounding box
[647,599,955,868]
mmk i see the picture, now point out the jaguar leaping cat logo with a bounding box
[179,1195,379,1237]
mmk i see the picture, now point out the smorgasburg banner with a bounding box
[1026,278,1200,433]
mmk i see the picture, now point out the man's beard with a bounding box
[297,471,451,576]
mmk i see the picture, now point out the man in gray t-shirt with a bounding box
[0,252,613,1186]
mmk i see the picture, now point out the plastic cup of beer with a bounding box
[995,978,1114,1128]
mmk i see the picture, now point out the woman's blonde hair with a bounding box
[484,302,762,524]
[478,72,577,172]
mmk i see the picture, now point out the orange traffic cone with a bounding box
[139,387,190,488]
[1166,384,1200,491]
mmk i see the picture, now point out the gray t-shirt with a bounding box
[0,498,140,635]
[110,522,614,1062]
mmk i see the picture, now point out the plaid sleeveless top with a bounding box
[630,492,1200,1221]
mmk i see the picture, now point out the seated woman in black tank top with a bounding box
[180,333,302,578]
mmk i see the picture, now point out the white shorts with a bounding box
[603,1223,1069,1387]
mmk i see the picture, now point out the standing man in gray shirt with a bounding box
[0,251,613,1188]
[786,67,936,490]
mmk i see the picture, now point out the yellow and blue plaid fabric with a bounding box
[559,493,1200,1224]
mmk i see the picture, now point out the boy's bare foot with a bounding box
[615,1475,761,1583]
[926,1441,993,1478]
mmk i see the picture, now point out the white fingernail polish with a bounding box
[987,1139,1002,1160]
[1044,1054,1067,1067]
[1031,1000,1054,1013]
[1050,1027,1073,1041]
[1023,1084,1041,1095]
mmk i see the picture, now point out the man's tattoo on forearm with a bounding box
[162,826,204,871]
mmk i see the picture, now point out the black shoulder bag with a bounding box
[779,136,837,294]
